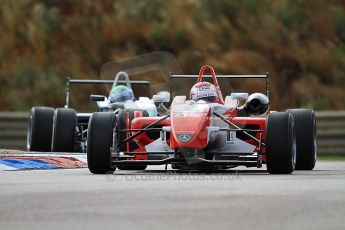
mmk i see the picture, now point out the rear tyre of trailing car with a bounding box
[27,106,55,151]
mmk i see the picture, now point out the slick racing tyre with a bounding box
[87,112,115,174]
[51,108,77,152]
[27,106,55,151]
[287,109,317,170]
[117,109,148,170]
[265,112,296,174]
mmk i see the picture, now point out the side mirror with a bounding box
[153,91,170,103]
[90,94,106,102]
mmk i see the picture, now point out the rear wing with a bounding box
[65,77,151,108]
[169,72,270,99]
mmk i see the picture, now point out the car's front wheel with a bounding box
[51,108,77,152]
[265,112,296,174]
[87,112,116,174]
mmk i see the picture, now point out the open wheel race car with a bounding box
[87,65,317,174]
[27,71,167,153]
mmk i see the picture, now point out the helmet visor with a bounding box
[199,95,218,102]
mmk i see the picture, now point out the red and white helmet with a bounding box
[190,82,219,103]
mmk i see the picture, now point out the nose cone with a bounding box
[170,103,210,149]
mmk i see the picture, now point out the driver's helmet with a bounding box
[190,82,219,103]
[108,85,134,103]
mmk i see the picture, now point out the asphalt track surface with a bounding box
[1,161,345,230]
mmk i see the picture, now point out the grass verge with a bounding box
[317,155,345,161]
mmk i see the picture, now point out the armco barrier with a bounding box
[316,111,345,155]
[0,111,344,155]
[0,112,28,150]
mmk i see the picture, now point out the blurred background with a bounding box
[1,0,345,111]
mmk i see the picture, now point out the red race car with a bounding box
[87,65,317,174]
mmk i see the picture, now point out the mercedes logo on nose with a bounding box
[177,134,193,142]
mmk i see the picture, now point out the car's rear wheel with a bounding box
[27,106,55,151]
[287,109,317,170]
[265,112,296,174]
[87,112,116,174]
[117,109,148,170]
[51,108,77,152]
